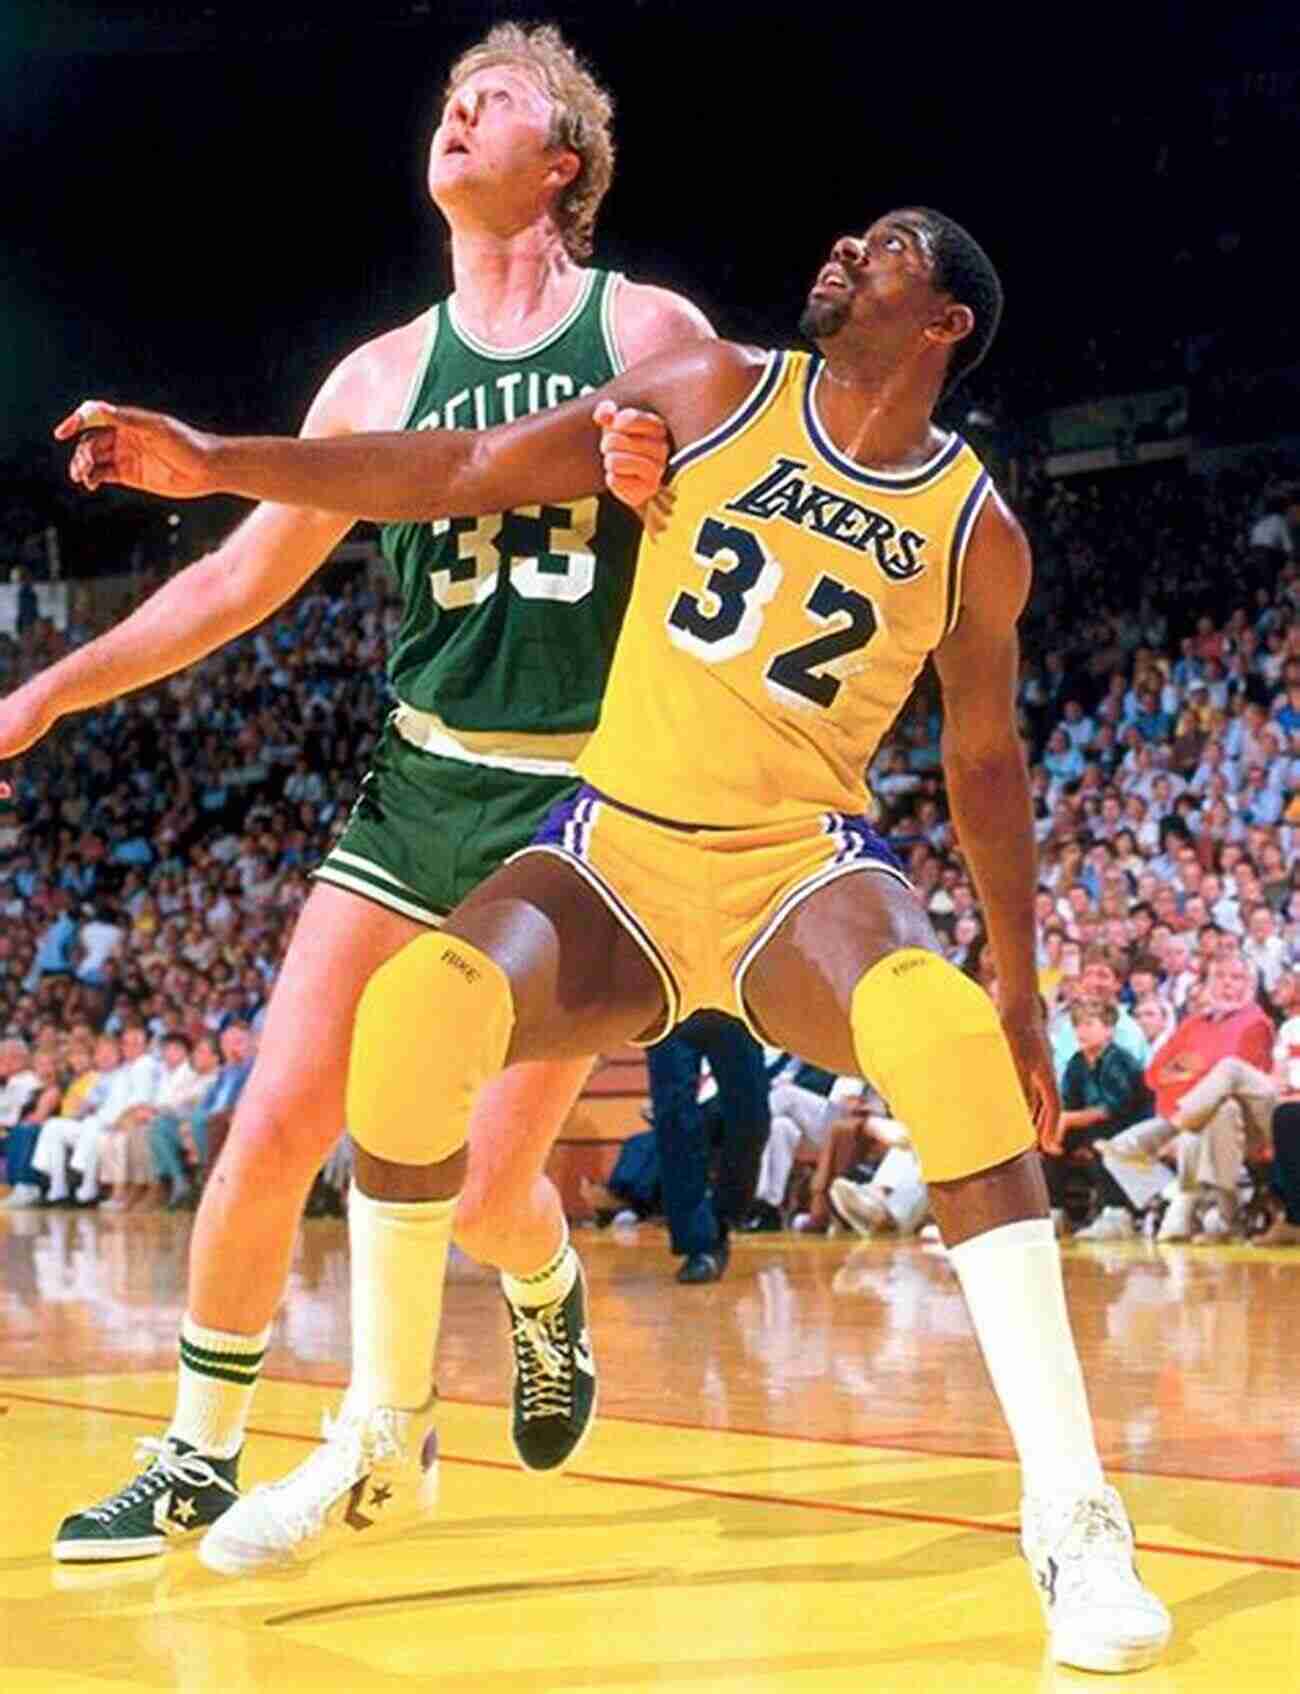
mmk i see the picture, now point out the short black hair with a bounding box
[904,208,1004,399]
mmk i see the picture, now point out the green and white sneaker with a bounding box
[507,1257,597,1472]
[53,1437,240,1563]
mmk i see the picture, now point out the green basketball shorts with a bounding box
[314,714,579,926]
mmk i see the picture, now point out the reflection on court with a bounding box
[1,1211,1297,1691]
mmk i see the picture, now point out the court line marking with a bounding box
[6,1385,1298,1576]
[9,1365,1300,1490]
[266,1373,1300,1493]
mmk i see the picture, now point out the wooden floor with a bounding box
[1,1208,1298,1692]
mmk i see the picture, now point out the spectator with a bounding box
[1255,1010,1300,1247]
[29,1033,120,1205]
[1133,994,1179,1058]
[149,1034,223,1209]
[75,900,125,986]
[1243,904,1288,991]
[1051,947,1149,1078]
[98,1030,206,1211]
[1047,1000,1153,1239]
[1101,957,1274,1240]
[0,1043,61,1207]
[0,1036,40,1139]
[745,1057,857,1232]
[25,888,79,991]
[646,1011,770,1284]
[828,1114,929,1239]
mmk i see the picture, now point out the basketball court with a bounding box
[2,1210,1296,1691]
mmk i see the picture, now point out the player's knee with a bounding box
[226,1092,340,1183]
[849,947,1034,1184]
[347,932,516,1166]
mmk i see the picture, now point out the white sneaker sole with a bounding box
[51,1530,191,1563]
[1052,1615,1172,1673]
[199,1499,438,1577]
[198,1453,440,1578]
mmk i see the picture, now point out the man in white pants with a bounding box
[33,1027,160,1204]
[749,1059,862,1224]
[30,1033,121,1204]
[1101,960,1274,1241]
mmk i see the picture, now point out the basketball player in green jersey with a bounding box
[11,24,710,1564]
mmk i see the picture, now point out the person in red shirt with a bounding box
[1100,957,1273,1241]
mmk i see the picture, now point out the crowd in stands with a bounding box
[2,463,1300,1244]
[0,570,392,1214]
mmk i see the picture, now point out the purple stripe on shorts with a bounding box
[532,784,601,857]
[828,813,905,876]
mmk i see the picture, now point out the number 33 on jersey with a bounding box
[580,349,993,826]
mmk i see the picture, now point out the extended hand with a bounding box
[54,401,220,499]
[1001,1003,1063,1155]
[593,401,675,533]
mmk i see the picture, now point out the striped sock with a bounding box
[500,1225,575,1311]
[169,1314,271,1460]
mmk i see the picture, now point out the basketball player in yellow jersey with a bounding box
[60,208,1169,1673]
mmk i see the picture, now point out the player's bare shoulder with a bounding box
[304,308,434,438]
[607,334,772,454]
[609,276,716,367]
[959,480,1033,629]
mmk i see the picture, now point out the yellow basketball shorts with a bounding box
[511,784,911,1043]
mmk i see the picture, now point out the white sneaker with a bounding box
[1074,1207,1136,1242]
[1158,1193,1198,1242]
[198,1399,438,1577]
[1192,1205,1236,1244]
[829,1178,892,1238]
[0,1183,42,1208]
[1022,1485,1171,1673]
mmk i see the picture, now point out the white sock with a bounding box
[947,1217,1105,1502]
[500,1223,575,1310]
[170,1315,271,1459]
[346,1187,455,1414]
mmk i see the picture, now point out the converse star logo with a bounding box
[1036,1556,1060,1608]
[573,1327,595,1376]
[344,1476,375,1533]
[370,1483,393,1509]
[171,1495,198,1526]
[152,1491,191,1537]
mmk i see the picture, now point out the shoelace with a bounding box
[86,1438,236,1524]
[512,1302,573,1422]
[1052,1494,1144,1600]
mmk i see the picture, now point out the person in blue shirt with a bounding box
[25,890,79,992]
[1051,949,1150,1081]
[150,1024,253,1207]
[1043,729,1085,786]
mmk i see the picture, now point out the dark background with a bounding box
[3,2,1299,569]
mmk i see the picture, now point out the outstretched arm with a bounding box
[933,490,1061,1151]
[55,340,762,524]
[3,339,376,765]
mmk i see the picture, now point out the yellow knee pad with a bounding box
[347,934,515,1166]
[850,948,1034,1183]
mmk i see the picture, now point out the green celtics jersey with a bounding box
[381,267,640,742]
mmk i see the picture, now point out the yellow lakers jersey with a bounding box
[579,349,993,826]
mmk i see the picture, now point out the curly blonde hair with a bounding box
[446,23,615,262]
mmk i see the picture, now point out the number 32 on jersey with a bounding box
[666,516,880,710]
